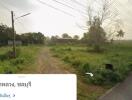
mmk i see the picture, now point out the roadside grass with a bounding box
[0,45,43,73]
[50,42,132,99]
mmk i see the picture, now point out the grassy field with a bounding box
[0,41,132,100]
[50,41,132,99]
[0,45,42,73]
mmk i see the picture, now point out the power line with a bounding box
[15,13,31,20]
[37,0,89,30]
[37,0,75,17]
[75,22,88,30]
[54,0,88,18]
[52,0,87,15]
[71,0,88,9]
[61,0,87,11]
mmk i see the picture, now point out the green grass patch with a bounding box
[50,42,132,85]
[50,42,132,99]
[0,45,42,73]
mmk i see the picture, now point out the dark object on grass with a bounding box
[105,64,114,71]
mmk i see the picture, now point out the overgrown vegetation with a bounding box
[0,45,42,73]
[50,41,132,86]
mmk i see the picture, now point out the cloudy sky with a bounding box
[0,0,132,39]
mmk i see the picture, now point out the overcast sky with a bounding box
[0,0,132,39]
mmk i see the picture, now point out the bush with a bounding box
[65,47,72,51]
[0,65,14,74]
[0,53,9,61]
[79,62,91,73]
[63,56,70,62]
[0,48,21,61]
[90,73,105,85]
[101,70,121,84]
[10,58,25,65]
[71,59,82,67]
[127,63,132,71]
[90,69,121,85]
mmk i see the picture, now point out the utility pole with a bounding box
[11,11,31,58]
[11,11,16,58]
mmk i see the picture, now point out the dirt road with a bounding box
[20,46,106,100]
[20,47,73,74]
[35,47,71,74]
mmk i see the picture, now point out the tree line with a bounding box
[0,21,124,52]
[0,24,45,46]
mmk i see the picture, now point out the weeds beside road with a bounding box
[0,42,132,100]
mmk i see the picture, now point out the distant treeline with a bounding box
[19,32,45,45]
[0,23,121,47]
[0,24,82,46]
[0,24,45,46]
[48,33,80,45]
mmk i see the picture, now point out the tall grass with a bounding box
[0,45,42,73]
[50,42,132,85]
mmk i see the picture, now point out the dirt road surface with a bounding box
[20,47,106,100]
[35,47,70,74]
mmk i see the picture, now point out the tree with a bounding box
[82,0,121,51]
[87,0,118,27]
[35,32,45,44]
[117,30,124,37]
[81,32,88,43]
[62,33,72,39]
[116,29,125,40]
[86,0,120,34]
[54,35,60,39]
[20,32,45,45]
[0,24,13,46]
[51,36,58,41]
[87,17,106,52]
[73,35,79,40]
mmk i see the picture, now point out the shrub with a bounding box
[0,53,8,61]
[116,66,131,81]
[0,65,14,74]
[80,62,91,73]
[10,58,25,65]
[65,47,72,51]
[91,73,105,85]
[127,63,132,71]
[101,70,121,84]
[71,59,82,67]
[90,69,121,85]
[0,48,21,61]
[63,56,70,62]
